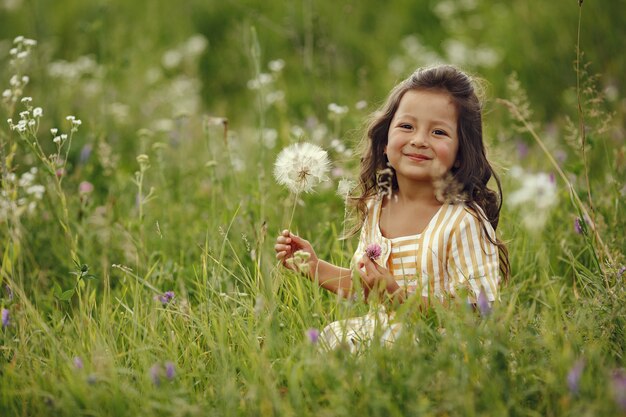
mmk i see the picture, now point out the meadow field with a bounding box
[0,0,625,415]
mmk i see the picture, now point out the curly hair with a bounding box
[350,65,510,281]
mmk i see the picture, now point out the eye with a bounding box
[398,123,413,130]
[432,129,448,136]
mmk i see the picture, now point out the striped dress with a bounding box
[319,196,500,353]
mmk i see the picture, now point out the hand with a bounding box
[357,255,400,302]
[274,230,319,275]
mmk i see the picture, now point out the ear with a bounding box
[453,159,461,168]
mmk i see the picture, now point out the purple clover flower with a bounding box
[516,141,528,159]
[477,289,492,317]
[1,308,9,328]
[574,218,583,234]
[150,364,161,387]
[567,359,584,395]
[155,291,175,305]
[365,243,382,260]
[165,361,175,380]
[79,144,92,164]
[612,369,626,411]
[306,328,320,344]
[73,356,84,370]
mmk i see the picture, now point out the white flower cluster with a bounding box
[6,97,43,134]
[246,59,286,106]
[273,142,331,194]
[508,166,558,231]
[2,36,37,106]
[161,34,208,70]
[328,103,348,117]
[329,138,352,159]
[0,167,45,221]
[47,55,103,81]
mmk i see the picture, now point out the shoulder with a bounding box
[449,203,495,235]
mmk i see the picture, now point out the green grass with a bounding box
[0,1,625,416]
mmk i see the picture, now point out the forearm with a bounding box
[307,260,354,297]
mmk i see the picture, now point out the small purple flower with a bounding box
[1,308,9,328]
[574,218,583,234]
[618,266,626,279]
[150,364,161,386]
[155,291,175,305]
[567,359,584,395]
[73,356,84,370]
[79,144,92,164]
[365,243,382,260]
[165,361,175,380]
[611,369,626,410]
[516,141,528,159]
[477,289,492,317]
[306,328,320,344]
[78,181,94,194]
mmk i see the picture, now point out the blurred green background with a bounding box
[1,0,624,124]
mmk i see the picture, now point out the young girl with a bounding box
[275,65,509,352]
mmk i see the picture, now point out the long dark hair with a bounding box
[351,65,510,281]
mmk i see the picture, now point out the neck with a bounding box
[393,177,441,206]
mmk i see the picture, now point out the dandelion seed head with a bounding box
[273,142,331,194]
[336,178,355,200]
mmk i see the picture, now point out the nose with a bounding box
[409,129,428,147]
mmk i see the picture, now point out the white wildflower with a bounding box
[273,142,331,194]
[355,100,367,110]
[53,136,61,144]
[33,107,43,117]
[261,128,277,149]
[268,59,285,73]
[508,166,558,230]
[66,115,75,122]
[20,96,32,104]
[328,103,348,116]
[50,128,58,135]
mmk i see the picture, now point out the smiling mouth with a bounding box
[404,153,432,161]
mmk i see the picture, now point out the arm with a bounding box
[447,211,499,304]
[274,230,354,296]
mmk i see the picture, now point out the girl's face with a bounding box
[385,89,459,186]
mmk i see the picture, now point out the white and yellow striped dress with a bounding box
[319,196,500,352]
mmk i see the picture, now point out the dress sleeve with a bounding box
[446,209,500,303]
